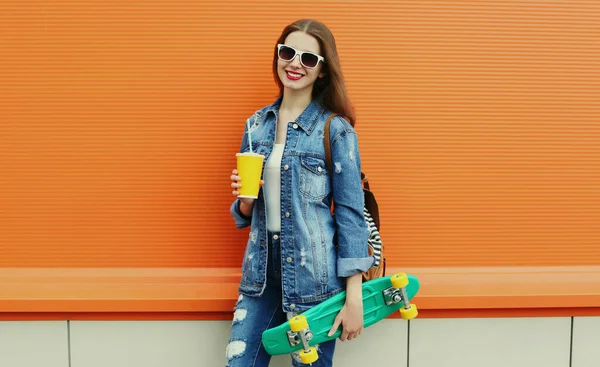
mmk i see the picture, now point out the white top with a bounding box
[263,143,284,232]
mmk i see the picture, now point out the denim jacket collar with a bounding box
[265,95,327,135]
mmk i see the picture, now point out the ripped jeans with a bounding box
[225,231,336,367]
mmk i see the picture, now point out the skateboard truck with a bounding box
[288,315,318,364]
[386,273,419,320]
[286,329,313,347]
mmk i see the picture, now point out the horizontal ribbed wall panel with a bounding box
[1,1,598,267]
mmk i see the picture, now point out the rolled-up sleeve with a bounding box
[230,199,252,229]
[329,117,375,277]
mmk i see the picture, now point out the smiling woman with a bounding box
[226,19,374,367]
[271,19,357,127]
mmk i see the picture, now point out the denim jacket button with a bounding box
[273,234,279,240]
[286,257,292,263]
[284,164,289,170]
[292,123,299,129]
[285,212,290,217]
[290,304,296,310]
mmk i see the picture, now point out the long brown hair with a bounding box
[272,19,356,126]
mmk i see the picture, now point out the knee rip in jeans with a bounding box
[232,308,247,325]
[226,296,248,365]
[232,295,247,326]
[225,339,246,362]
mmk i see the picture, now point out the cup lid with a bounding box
[236,152,263,157]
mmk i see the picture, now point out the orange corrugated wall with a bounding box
[1,1,599,268]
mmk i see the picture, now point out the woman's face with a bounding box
[276,31,325,94]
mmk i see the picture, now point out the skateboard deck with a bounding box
[261,272,420,364]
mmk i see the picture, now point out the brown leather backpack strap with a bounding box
[324,113,337,213]
[324,113,337,179]
[362,172,370,190]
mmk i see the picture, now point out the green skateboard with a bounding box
[261,272,420,364]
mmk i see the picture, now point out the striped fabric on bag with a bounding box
[364,207,382,267]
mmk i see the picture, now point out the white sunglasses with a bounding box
[277,44,325,69]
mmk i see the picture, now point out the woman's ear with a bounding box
[318,66,327,79]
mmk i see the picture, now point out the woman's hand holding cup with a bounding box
[232,150,265,217]
[231,169,264,214]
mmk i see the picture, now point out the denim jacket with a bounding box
[230,96,374,313]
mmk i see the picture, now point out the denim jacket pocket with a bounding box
[299,156,328,201]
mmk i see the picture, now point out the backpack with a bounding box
[323,113,386,282]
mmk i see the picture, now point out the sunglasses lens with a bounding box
[301,53,319,68]
[278,45,296,61]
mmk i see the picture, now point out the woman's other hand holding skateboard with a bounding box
[327,273,364,341]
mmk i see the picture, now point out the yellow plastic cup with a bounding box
[236,152,265,199]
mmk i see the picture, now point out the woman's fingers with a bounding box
[230,169,263,197]
[231,169,241,197]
